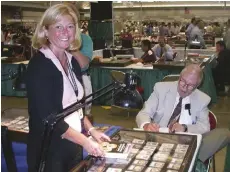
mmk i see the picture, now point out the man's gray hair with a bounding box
[180,64,204,86]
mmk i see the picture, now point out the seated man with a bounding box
[212,41,230,92]
[131,40,156,64]
[152,36,174,61]
[136,64,230,162]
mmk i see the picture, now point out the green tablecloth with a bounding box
[1,63,217,105]
[1,63,27,97]
[90,64,217,105]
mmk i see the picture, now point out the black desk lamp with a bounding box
[112,71,143,109]
[37,71,143,172]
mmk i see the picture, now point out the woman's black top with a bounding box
[26,51,83,172]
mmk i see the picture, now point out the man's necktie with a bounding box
[160,47,164,57]
[167,97,183,127]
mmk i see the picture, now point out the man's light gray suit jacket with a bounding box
[136,81,211,134]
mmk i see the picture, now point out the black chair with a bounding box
[1,126,18,172]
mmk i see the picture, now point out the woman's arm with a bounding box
[71,50,90,69]
[70,34,93,70]
[62,127,104,156]
[83,116,93,132]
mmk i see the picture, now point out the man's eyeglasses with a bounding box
[179,78,197,90]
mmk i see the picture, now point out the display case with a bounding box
[1,108,112,143]
[71,129,201,172]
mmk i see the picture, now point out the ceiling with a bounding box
[1,1,229,11]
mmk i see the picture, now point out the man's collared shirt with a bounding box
[186,23,195,39]
[152,44,174,60]
[172,93,193,125]
[189,26,206,48]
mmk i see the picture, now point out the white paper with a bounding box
[159,127,169,133]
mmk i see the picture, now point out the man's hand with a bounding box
[170,122,185,133]
[143,123,160,132]
[160,55,165,60]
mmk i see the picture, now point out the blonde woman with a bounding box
[26,4,110,172]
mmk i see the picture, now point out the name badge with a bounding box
[78,108,84,119]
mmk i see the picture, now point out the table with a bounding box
[153,61,186,70]
[90,62,217,105]
[71,129,202,172]
[91,58,133,67]
[133,47,215,61]
[1,58,26,64]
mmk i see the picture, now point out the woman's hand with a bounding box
[90,129,111,143]
[82,137,105,157]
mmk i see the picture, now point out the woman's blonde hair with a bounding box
[32,3,81,51]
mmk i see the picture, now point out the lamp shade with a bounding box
[113,88,143,109]
[112,70,143,109]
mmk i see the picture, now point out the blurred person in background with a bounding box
[167,22,173,37]
[159,22,168,36]
[186,17,196,40]
[224,19,230,50]
[213,22,222,37]
[131,40,156,64]
[65,2,94,122]
[212,41,230,93]
[171,22,180,36]
[206,23,213,34]
[152,36,174,61]
[189,19,206,49]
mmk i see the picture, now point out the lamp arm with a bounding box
[82,82,115,101]
[38,81,124,172]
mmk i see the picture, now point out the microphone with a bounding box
[185,104,191,116]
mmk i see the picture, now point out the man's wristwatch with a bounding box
[182,124,188,132]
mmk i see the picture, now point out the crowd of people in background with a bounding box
[1,17,230,55]
[117,18,229,48]
[118,19,227,38]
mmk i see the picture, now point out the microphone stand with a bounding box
[37,81,125,172]
[184,41,188,65]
